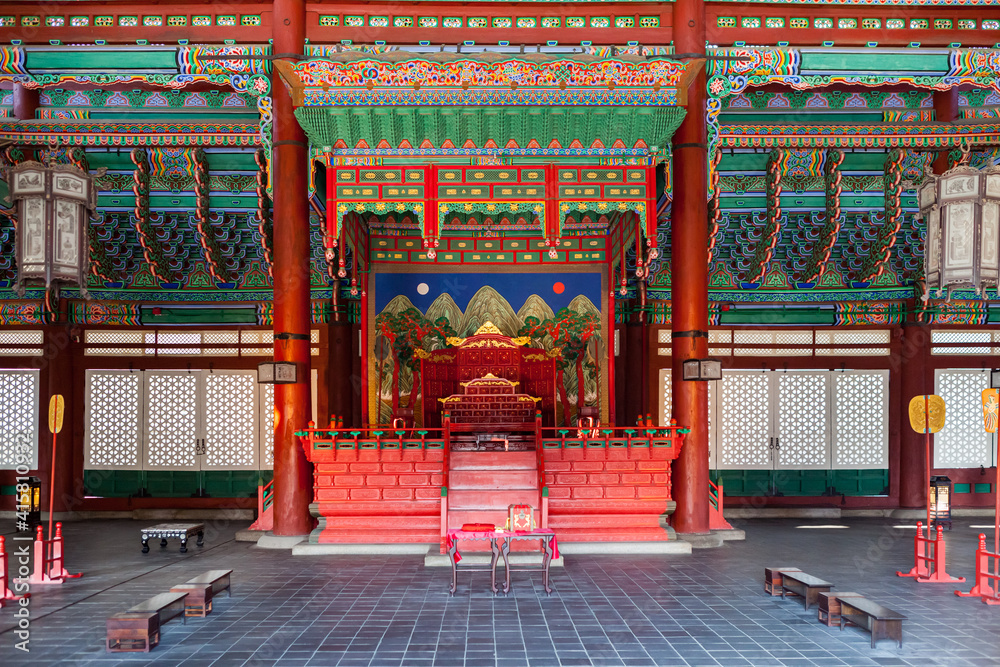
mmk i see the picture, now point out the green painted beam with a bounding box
[25,48,179,72]
[799,51,950,74]
[721,112,884,123]
[140,306,259,324]
[720,307,836,325]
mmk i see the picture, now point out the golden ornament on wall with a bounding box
[908,394,946,434]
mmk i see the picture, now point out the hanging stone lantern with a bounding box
[8,160,96,298]
[920,163,1000,300]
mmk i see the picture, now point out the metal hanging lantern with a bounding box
[8,160,96,297]
[920,163,1000,300]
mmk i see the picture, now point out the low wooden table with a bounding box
[445,529,504,595]
[170,583,213,617]
[818,591,865,627]
[839,597,907,649]
[497,529,558,595]
[141,523,204,553]
[444,529,558,596]
[780,571,833,610]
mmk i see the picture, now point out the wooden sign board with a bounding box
[908,394,945,434]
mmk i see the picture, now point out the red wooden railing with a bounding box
[27,524,82,585]
[897,522,965,584]
[709,479,734,531]
[956,534,1000,605]
[0,536,24,605]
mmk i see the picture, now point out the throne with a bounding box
[419,321,558,430]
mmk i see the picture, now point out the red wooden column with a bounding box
[898,91,957,509]
[271,0,313,536]
[899,310,930,508]
[932,89,959,173]
[670,0,711,536]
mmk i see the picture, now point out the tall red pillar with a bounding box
[898,90,958,510]
[670,0,711,536]
[899,312,930,508]
[271,0,313,536]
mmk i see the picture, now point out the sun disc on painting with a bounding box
[552,282,565,294]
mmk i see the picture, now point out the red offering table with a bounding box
[445,528,558,596]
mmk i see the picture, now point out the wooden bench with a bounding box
[764,566,801,596]
[185,569,233,599]
[839,596,907,649]
[170,582,214,617]
[106,591,187,652]
[780,571,833,610]
[818,591,865,627]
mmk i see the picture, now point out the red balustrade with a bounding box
[897,522,965,584]
[26,524,82,586]
[956,534,1000,605]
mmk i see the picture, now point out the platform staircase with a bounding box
[447,450,540,550]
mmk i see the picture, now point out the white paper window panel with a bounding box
[614,329,619,357]
[0,330,44,356]
[815,330,891,345]
[85,331,143,344]
[709,330,732,343]
[934,370,993,468]
[145,331,202,355]
[733,331,782,345]
[734,347,812,356]
[709,347,731,356]
[658,347,671,356]
[239,330,318,343]
[0,370,39,470]
[0,330,44,345]
[931,329,996,355]
[816,348,890,356]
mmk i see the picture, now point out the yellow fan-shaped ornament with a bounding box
[908,394,946,434]
[982,388,999,434]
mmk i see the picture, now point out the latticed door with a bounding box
[934,369,993,468]
[202,371,260,471]
[144,371,202,470]
[710,370,886,471]
[716,371,773,470]
[832,371,888,469]
[0,370,39,469]
[84,371,143,470]
[774,372,831,470]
